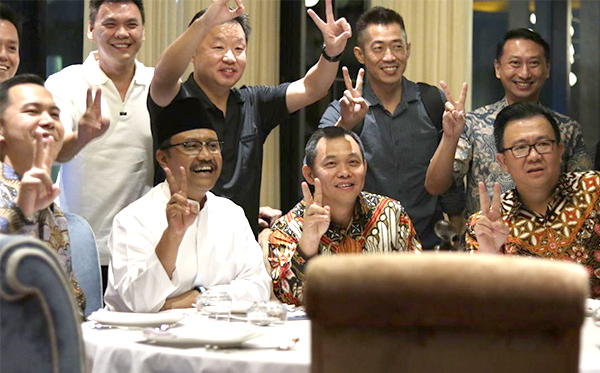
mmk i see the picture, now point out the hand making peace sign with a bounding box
[298,178,331,258]
[338,67,368,130]
[307,0,352,58]
[16,132,61,219]
[473,182,509,253]
[164,166,200,236]
[202,0,245,30]
[76,88,110,147]
[439,81,468,139]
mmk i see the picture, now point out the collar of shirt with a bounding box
[184,73,245,111]
[1,162,19,181]
[363,77,419,116]
[502,173,570,220]
[83,51,152,87]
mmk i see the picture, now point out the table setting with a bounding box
[82,296,311,373]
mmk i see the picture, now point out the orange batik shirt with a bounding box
[268,191,422,305]
[466,171,600,299]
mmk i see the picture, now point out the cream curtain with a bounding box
[83,0,281,209]
[371,0,473,110]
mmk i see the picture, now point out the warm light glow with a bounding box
[569,72,578,87]
[305,0,319,8]
[570,26,575,37]
[530,13,536,25]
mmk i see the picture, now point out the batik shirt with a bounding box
[466,171,600,299]
[0,163,86,313]
[269,191,422,305]
[454,98,591,218]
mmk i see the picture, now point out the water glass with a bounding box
[196,291,233,321]
[246,300,288,326]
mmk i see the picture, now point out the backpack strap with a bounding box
[417,82,444,139]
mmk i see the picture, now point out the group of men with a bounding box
[0,0,598,315]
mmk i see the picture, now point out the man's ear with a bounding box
[494,59,501,79]
[301,164,315,185]
[406,42,411,60]
[156,149,169,171]
[354,46,364,65]
[87,21,94,41]
[496,152,509,173]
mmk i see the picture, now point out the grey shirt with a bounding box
[320,77,464,250]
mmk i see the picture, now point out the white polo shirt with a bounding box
[46,51,154,265]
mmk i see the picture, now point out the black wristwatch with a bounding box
[196,285,207,294]
[322,43,343,62]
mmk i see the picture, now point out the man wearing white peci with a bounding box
[104,98,270,313]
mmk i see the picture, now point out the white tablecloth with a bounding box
[83,312,310,373]
[83,312,600,373]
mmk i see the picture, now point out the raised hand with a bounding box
[76,88,110,147]
[164,166,199,235]
[439,81,468,139]
[338,67,368,130]
[298,179,331,257]
[16,132,61,219]
[200,0,245,29]
[474,182,509,253]
[307,0,352,58]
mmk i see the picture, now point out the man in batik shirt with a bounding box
[425,28,590,219]
[466,102,600,299]
[0,75,87,312]
[269,127,421,305]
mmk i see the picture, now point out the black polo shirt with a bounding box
[148,74,290,235]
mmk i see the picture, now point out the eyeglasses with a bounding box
[161,140,224,155]
[501,140,556,158]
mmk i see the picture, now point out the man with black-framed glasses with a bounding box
[465,102,600,299]
[104,98,270,313]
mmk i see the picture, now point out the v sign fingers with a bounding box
[164,167,179,196]
[301,181,314,207]
[313,178,323,206]
[478,181,491,216]
[488,182,503,221]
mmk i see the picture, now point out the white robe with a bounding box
[104,183,270,312]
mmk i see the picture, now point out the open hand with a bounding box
[164,166,199,235]
[338,67,368,130]
[77,88,110,147]
[308,0,351,58]
[439,81,467,139]
[474,182,509,253]
[16,132,61,219]
[200,0,245,29]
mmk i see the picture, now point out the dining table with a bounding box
[82,309,600,373]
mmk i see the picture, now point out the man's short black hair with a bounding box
[356,6,406,48]
[494,102,560,153]
[496,28,551,64]
[189,9,251,42]
[0,3,22,38]
[305,127,365,169]
[89,0,145,24]
[0,74,45,116]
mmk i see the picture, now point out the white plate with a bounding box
[142,322,263,347]
[88,310,185,327]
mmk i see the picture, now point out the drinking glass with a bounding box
[196,291,232,321]
[246,300,288,326]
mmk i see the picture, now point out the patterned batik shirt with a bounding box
[268,191,422,305]
[0,163,86,313]
[466,171,600,299]
[454,98,591,218]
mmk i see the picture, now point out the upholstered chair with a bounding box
[305,252,589,373]
[0,234,85,373]
[65,212,103,316]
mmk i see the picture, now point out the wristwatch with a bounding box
[322,43,343,62]
[196,285,207,294]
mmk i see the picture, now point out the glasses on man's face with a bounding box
[162,140,224,156]
[501,139,556,159]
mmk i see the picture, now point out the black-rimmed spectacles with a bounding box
[161,140,224,155]
[501,140,556,158]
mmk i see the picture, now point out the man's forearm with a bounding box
[56,133,84,162]
[151,19,214,106]
[286,56,339,113]
[155,227,185,278]
[425,134,460,196]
